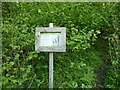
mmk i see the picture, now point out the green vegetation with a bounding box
[2,2,120,88]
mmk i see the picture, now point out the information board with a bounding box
[35,27,66,52]
[40,33,61,46]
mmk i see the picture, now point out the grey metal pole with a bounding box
[49,52,53,89]
[49,23,53,89]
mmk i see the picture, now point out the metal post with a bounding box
[49,23,53,89]
[49,52,53,89]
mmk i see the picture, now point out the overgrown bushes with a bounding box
[2,2,120,88]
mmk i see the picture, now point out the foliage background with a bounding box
[2,2,120,88]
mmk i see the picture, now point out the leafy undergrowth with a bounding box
[2,2,119,88]
[53,47,103,88]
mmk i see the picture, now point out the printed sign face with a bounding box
[35,27,66,52]
[40,33,61,46]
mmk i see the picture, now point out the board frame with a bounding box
[35,27,66,52]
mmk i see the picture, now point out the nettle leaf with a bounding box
[9,62,14,66]
[96,30,101,34]
[15,54,19,60]
[28,55,33,60]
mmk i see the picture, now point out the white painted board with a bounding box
[40,33,61,46]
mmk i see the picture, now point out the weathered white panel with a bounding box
[40,33,60,46]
